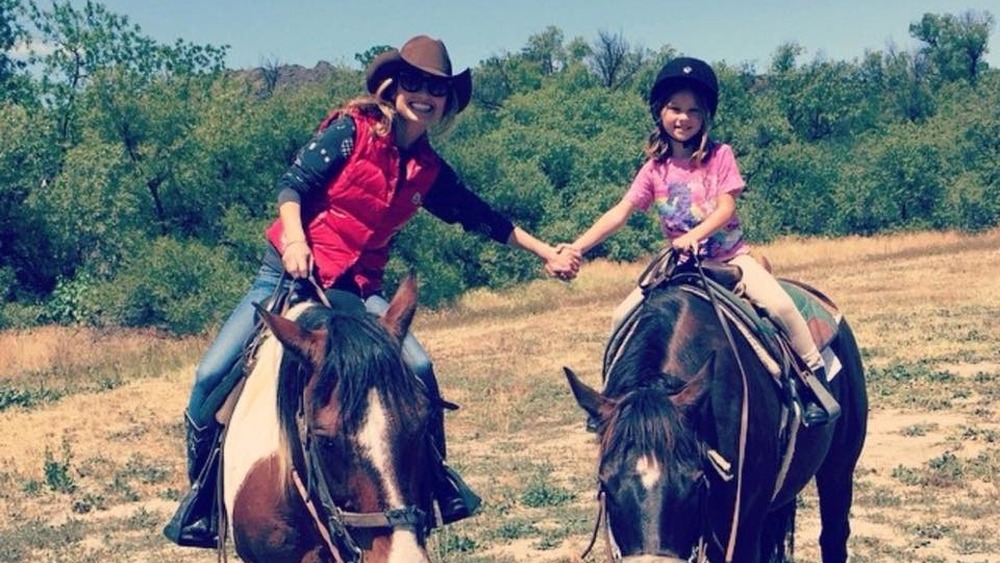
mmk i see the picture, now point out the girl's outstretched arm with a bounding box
[570,199,637,255]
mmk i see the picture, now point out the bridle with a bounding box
[578,460,725,563]
[285,281,430,563]
[289,409,430,563]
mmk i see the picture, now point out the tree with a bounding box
[0,0,33,104]
[26,0,227,150]
[589,29,647,90]
[768,48,869,141]
[257,56,282,97]
[521,25,567,76]
[17,0,229,295]
[0,105,60,299]
[353,44,391,69]
[909,11,995,83]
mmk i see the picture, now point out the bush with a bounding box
[91,237,250,334]
[42,273,102,326]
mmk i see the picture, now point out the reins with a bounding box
[690,250,751,563]
[579,486,612,561]
[219,273,428,562]
[289,406,430,563]
[214,273,296,563]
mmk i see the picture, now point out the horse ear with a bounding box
[381,274,418,341]
[254,303,327,363]
[564,367,610,421]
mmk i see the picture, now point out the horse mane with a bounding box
[605,289,686,397]
[602,288,705,471]
[273,302,427,483]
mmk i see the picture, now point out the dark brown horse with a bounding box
[222,276,435,563]
[565,254,868,562]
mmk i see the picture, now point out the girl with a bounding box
[167,35,580,547]
[565,57,837,428]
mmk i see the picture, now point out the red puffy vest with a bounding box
[265,110,441,296]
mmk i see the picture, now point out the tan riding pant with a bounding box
[611,253,824,372]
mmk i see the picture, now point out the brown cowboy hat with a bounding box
[365,35,472,113]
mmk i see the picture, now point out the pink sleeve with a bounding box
[713,144,746,196]
[623,159,656,211]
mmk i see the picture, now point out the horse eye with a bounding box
[334,496,356,511]
[314,434,338,448]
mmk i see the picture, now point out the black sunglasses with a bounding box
[397,70,451,97]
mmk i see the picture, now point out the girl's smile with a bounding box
[659,89,704,145]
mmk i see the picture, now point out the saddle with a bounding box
[606,249,843,427]
[206,285,368,427]
[607,249,846,503]
[634,248,841,378]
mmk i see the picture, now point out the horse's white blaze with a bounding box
[359,389,402,504]
[222,303,310,524]
[636,454,662,490]
[362,390,428,563]
[388,529,429,563]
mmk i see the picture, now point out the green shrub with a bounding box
[43,440,76,494]
[91,237,249,334]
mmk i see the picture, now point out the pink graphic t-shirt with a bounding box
[624,143,749,261]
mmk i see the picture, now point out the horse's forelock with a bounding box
[273,303,427,497]
[601,289,706,471]
[604,387,685,465]
[309,310,425,432]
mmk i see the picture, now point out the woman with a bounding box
[166,35,580,547]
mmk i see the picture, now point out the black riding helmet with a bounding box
[648,57,719,121]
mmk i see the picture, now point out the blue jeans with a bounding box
[187,262,290,426]
[186,263,436,427]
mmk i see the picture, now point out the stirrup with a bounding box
[798,368,841,427]
[801,401,831,427]
[435,464,482,526]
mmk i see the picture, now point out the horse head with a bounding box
[565,356,715,563]
[230,275,434,563]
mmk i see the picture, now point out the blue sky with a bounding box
[65,0,1000,71]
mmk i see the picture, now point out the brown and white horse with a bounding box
[222,277,435,563]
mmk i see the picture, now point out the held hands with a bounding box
[281,240,313,279]
[546,243,582,281]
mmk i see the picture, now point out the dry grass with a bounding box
[1,228,999,562]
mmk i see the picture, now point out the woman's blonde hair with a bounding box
[345,76,461,138]
[645,88,714,167]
